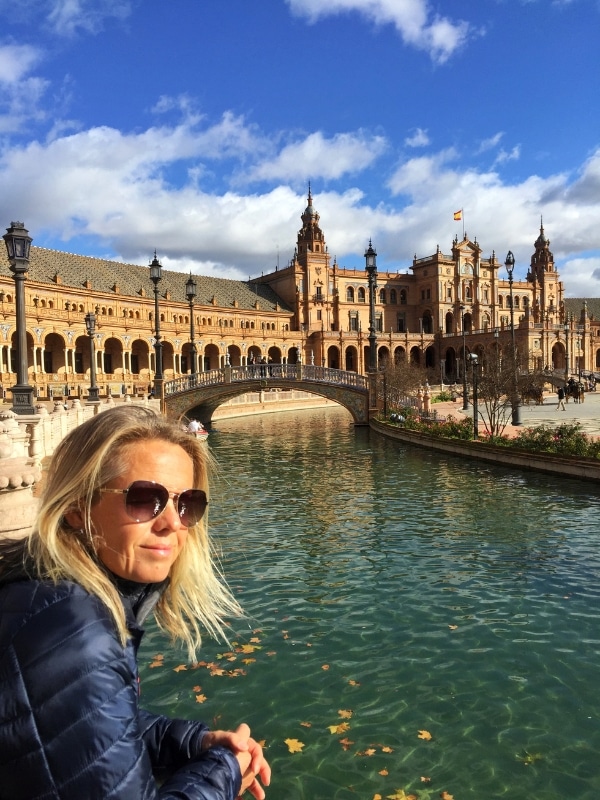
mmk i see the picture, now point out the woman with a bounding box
[0,405,270,800]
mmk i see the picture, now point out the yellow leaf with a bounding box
[284,738,304,753]
[250,637,261,643]
[348,679,361,686]
[440,793,454,800]
[238,644,259,654]
[195,694,207,704]
[173,664,187,672]
[418,729,433,740]
[381,746,393,753]
[328,722,350,734]
[448,624,458,630]
[242,658,256,664]
[373,795,382,800]
[338,709,353,719]
[379,769,389,776]
[300,721,312,728]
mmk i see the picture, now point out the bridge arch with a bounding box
[162,364,371,427]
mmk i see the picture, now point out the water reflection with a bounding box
[140,407,600,800]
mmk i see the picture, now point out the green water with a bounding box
[139,408,600,799]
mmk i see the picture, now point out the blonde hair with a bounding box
[28,405,241,659]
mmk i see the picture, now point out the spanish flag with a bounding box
[453,209,462,221]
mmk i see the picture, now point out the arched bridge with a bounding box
[162,364,374,425]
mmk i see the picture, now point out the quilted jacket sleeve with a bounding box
[0,580,241,800]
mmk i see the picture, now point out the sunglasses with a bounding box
[99,480,208,526]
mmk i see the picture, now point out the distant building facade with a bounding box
[0,193,595,403]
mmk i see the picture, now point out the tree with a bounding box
[379,360,428,414]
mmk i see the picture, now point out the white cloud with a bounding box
[405,128,430,148]
[477,132,504,153]
[285,0,474,63]
[245,131,387,183]
[494,145,521,165]
[0,43,49,133]
[47,0,133,35]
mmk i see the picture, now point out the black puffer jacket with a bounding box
[0,544,241,800]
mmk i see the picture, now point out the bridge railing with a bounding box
[164,364,368,396]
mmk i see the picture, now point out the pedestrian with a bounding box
[557,385,566,410]
[0,405,270,800]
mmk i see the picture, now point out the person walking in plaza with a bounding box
[0,405,270,800]
[557,385,566,410]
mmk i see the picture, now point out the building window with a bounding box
[390,289,397,304]
[316,285,323,300]
[349,312,359,331]
[358,287,366,302]
[397,314,406,333]
[400,290,407,305]
[346,286,355,302]
[376,313,383,332]
[317,310,322,321]
[379,289,386,304]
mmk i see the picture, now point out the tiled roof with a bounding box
[0,246,293,313]
[565,298,600,322]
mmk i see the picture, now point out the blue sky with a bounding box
[0,0,598,295]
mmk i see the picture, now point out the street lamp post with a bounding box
[365,240,378,372]
[149,253,163,383]
[469,353,479,438]
[504,251,522,425]
[3,222,35,414]
[460,305,469,410]
[84,311,100,403]
[185,273,197,377]
[564,318,570,384]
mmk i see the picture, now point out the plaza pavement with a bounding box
[435,389,600,440]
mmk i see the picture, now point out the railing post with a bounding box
[224,365,232,384]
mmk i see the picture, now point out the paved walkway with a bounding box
[434,390,600,439]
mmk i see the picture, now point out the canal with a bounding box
[139,406,600,800]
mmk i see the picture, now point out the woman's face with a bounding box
[87,440,195,583]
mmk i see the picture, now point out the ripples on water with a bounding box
[140,408,600,799]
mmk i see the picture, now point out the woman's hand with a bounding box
[202,723,271,799]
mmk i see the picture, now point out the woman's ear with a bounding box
[64,507,85,530]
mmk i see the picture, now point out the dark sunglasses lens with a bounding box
[177,489,207,526]
[125,481,168,522]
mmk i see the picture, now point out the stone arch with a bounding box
[327,345,339,369]
[267,346,282,363]
[228,344,242,366]
[394,346,406,364]
[378,346,390,369]
[131,337,151,376]
[344,345,357,371]
[409,346,421,365]
[103,336,124,376]
[287,346,300,364]
[203,343,220,370]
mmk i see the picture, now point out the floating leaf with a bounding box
[381,746,393,753]
[379,769,389,776]
[338,709,353,719]
[339,737,354,751]
[448,624,458,630]
[300,722,312,728]
[195,694,207,704]
[250,637,261,643]
[421,776,431,784]
[328,722,350,734]
[321,664,330,670]
[440,792,454,800]
[173,664,187,672]
[348,679,361,686]
[418,730,433,741]
[386,790,417,799]
[357,747,376,757]
[284,738,305,753]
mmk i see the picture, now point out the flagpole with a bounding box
[462,208,465,239]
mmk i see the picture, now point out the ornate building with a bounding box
[0,195,595,403]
